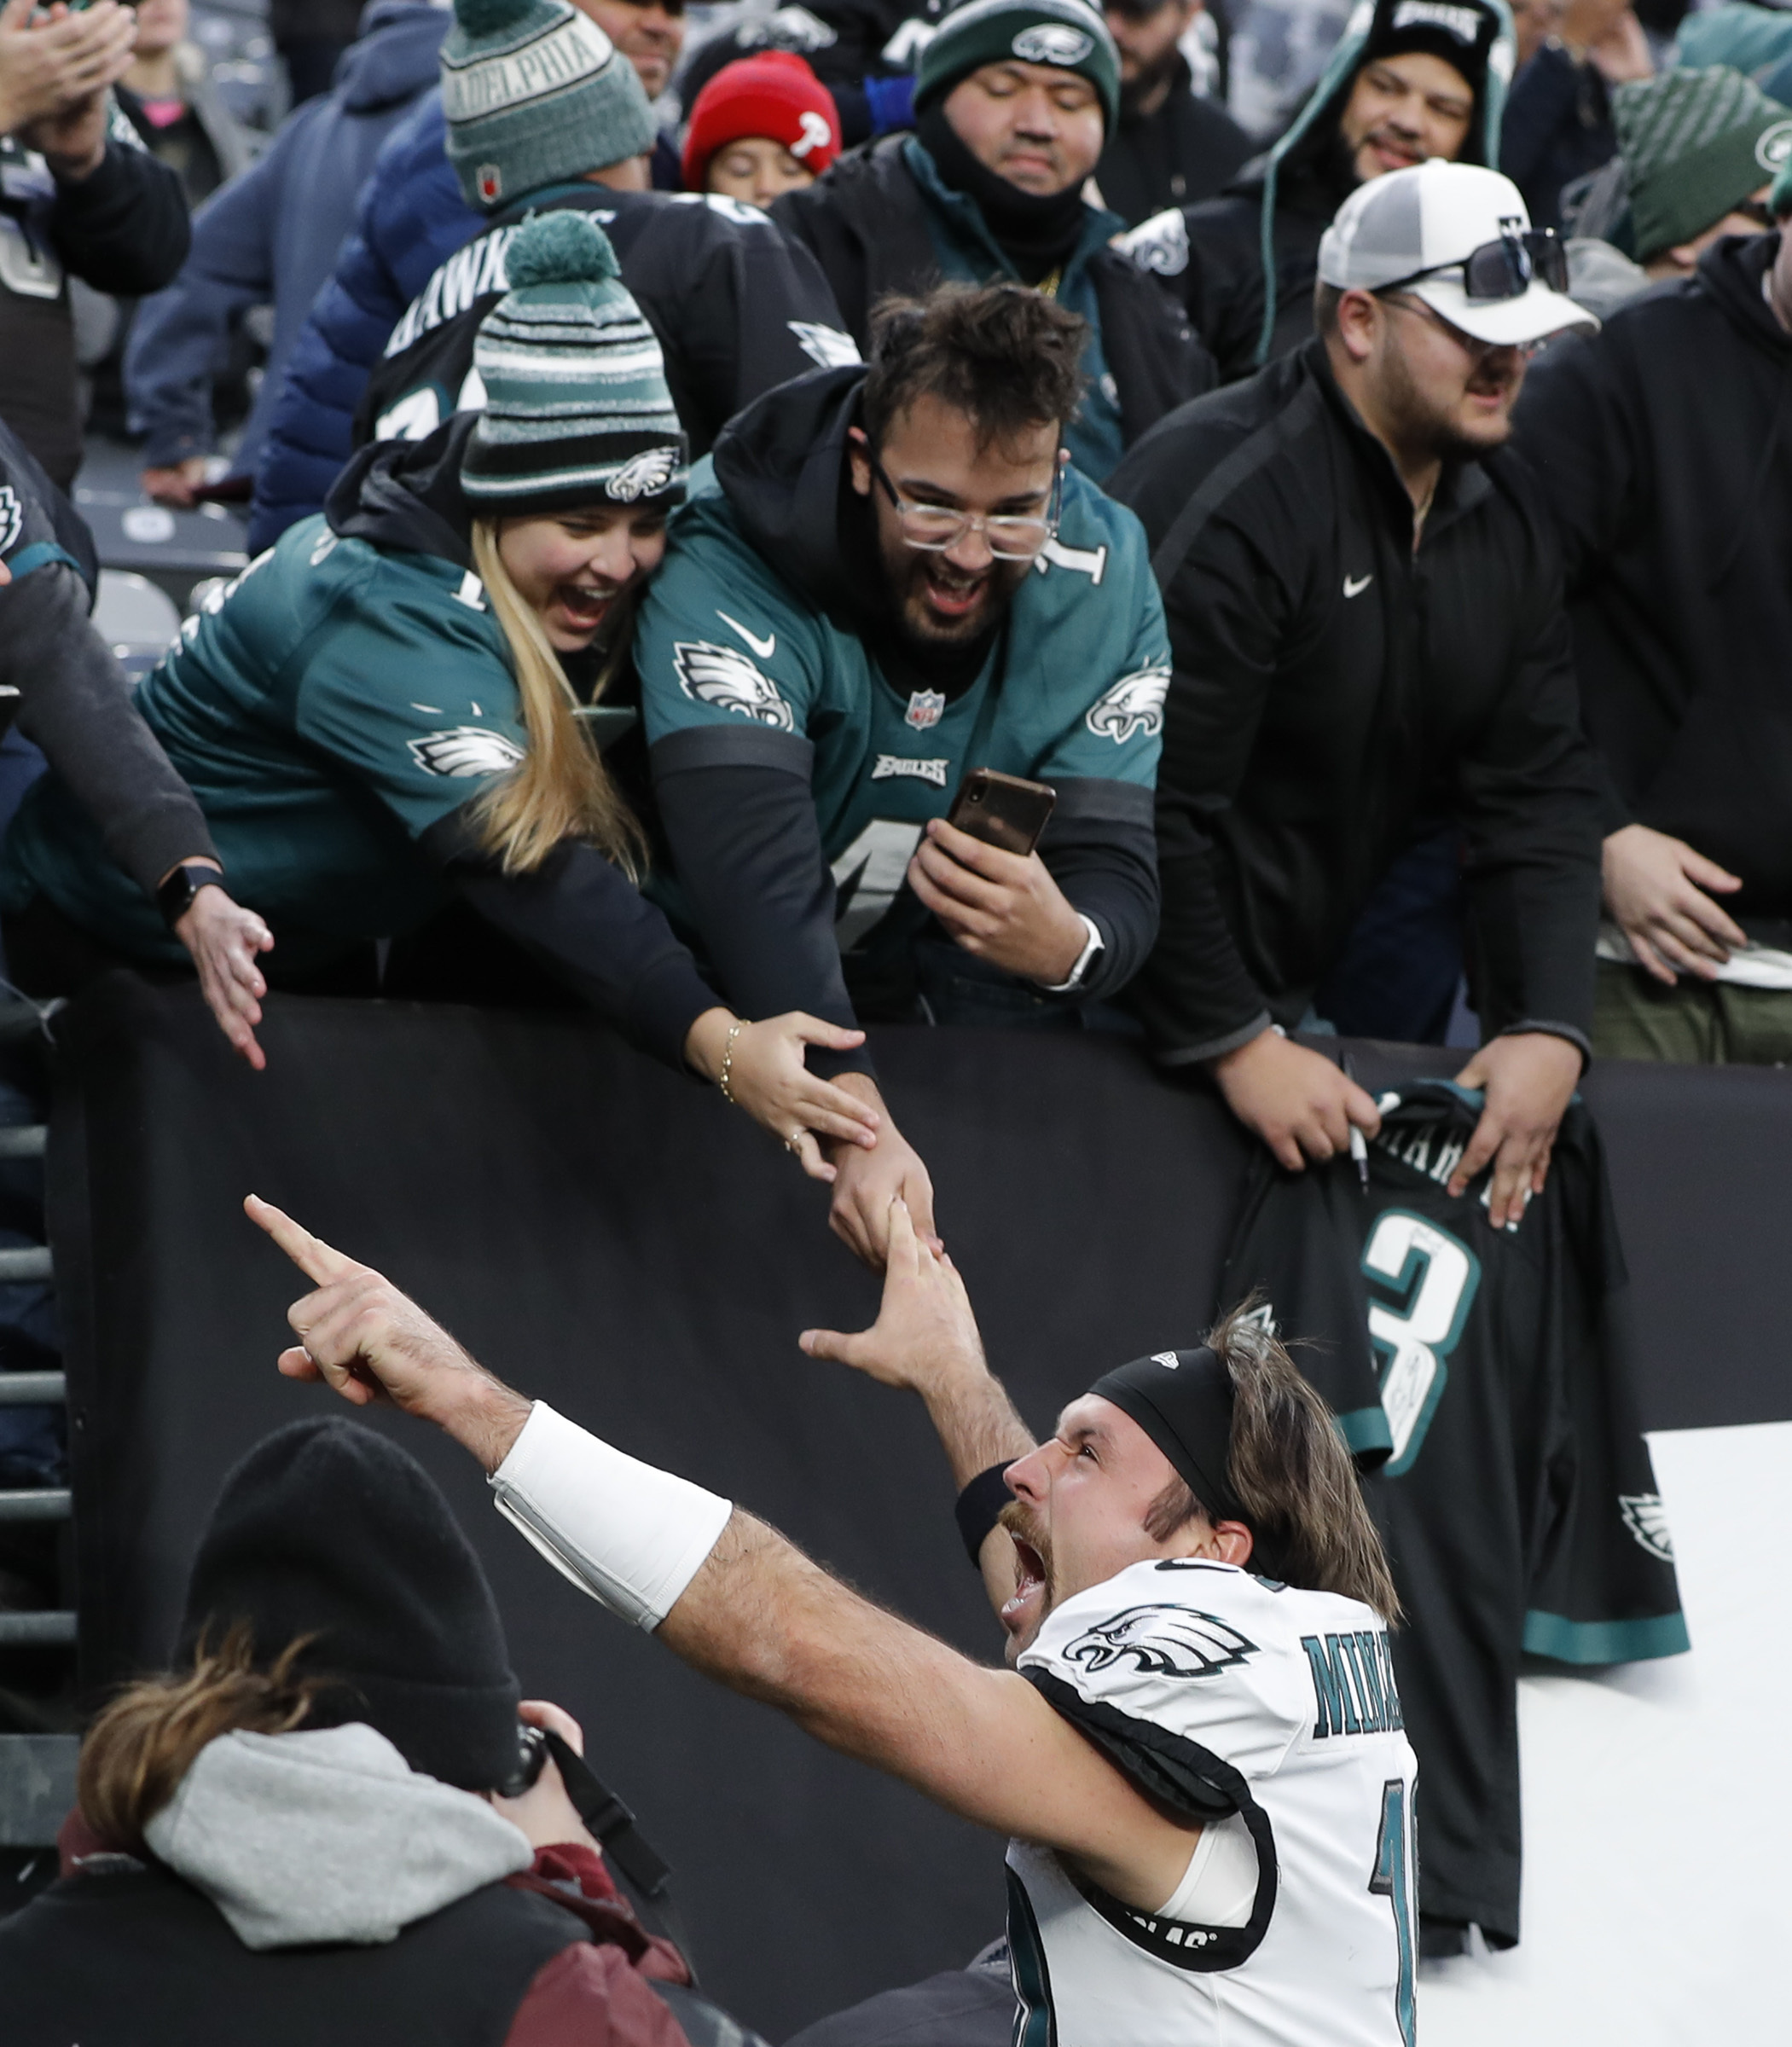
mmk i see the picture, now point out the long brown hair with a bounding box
[466,519,647,879]
[78,1626,322,1856]
[1213,1300,1402,1623]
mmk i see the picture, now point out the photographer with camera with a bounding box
[0,1416,763,2047]
[0,0,191,488]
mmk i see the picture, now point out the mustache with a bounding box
[999,1499,1052,1568]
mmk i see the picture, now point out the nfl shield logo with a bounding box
[477,163,502,204]
[905,690,945,730]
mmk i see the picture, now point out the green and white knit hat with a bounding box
[460,212,687,514]
[1614,66,1792,260]
[443,0,658,212]
[914,0,1121,133]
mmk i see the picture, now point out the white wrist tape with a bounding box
[490,1402,733,1631]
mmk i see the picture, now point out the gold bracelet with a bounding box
[717,1018,746,1105]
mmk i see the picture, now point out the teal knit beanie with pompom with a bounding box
[461,211,687,515]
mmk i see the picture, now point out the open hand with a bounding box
[173,879,274,1071]
[142,458,212,510]
[906,817,1086,984]
[1449,1031,1582,1229]
[1211,1029,1382,1172]
[684,1008,879,1181]
[1603,823,1743,985]
[802,1195,984,1394]
[246,1196,531,1470]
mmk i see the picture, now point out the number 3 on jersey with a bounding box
[1369,1778,1417,2047]
[1360,1210,1481,1475]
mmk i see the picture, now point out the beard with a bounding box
[1119,39,1184,119]
[1378,326,1522,462]
[879,527,1032,647]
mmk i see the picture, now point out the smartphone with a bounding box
[947,768,1057,857]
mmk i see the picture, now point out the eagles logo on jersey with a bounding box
[606,447,681,503]
[1086,665,1170,744]
[0,486,21,560]
[1062,1603,1259,1680]
[1619,1493,1674,1562]
[1117,209,1192,278]
[673,642,795,730]
[408,728,525,778]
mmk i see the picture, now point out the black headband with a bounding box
[1088,1346,1247,1526]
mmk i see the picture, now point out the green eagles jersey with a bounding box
[635,461,1169,960]
[2,517,531,966]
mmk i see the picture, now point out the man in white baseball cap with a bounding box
[1111,155,1605,1259]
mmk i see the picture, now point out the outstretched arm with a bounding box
[244,1197,1198,1912]
[801,1200,1035,1615]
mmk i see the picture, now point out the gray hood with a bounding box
[144,1721,533,1951]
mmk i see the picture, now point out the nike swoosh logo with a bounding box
[717,611,775,659]
[1343,574,1373,598]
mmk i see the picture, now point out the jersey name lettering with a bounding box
[1302,1628,1404,1739]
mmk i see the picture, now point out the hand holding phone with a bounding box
[945,768,1057,857]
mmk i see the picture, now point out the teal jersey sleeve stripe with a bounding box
[1335,1406,1395,1457]
[5,542,84,581]
[1522,1608,1691,1665]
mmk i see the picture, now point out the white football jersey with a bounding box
[1009,1558,1418,2047]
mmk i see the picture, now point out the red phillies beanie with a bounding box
[681,50,841,191]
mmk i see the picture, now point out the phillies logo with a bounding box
[905,690,945,730]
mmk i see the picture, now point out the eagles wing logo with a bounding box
[1619,1493,1675,1563]
[1087,665,1170,744]
[606,448,680,503]
[1116,210,1190,278]
[673,641,795,730]
[409,728,525,778]
[1062,1604,1259,1680]
[0,486,21,559]
[1012,22,1093,63]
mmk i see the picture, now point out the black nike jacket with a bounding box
[1108,338,1603,1064]
[1514,232,1792,924]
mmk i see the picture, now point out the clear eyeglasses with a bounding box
[867,449,1064,560]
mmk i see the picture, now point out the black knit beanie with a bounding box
[178,1418,522,1792]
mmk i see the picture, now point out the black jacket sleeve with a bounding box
[49,129,190,298]
[1037,779,1160,999]
[1511,340,1643,838]
[1126,507,1287,1062]
[0,430,217,896]
[650,731,873,1082]
[1453,587,1603,1054]
[420,815,719,1072]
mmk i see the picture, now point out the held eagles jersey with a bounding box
[1221,1078,1689,1948]
[1012,1559,1418,2047]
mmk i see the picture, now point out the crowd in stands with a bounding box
[0,0,1789,2026]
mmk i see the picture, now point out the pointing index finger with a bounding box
[244,1194,357,1285]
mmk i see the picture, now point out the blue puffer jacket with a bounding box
[125,3,449,490]
[246,90,478,552]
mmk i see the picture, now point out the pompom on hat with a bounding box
[681,50,842,190]
[443,0,658,212]
[460,211,688,515]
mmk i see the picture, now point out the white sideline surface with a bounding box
[1418,1420,1792,2046]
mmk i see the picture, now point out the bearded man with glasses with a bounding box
[1111,160,1605,1231]
[636,282,1171,1268]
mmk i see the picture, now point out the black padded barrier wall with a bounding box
[43,977,1792,2038]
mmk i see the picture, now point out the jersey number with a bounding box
[1368,1778,1417,2047]
[1360,1210,1481,1475]
[831,820,924,948]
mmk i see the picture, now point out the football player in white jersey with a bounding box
[250,1192,1418,2047]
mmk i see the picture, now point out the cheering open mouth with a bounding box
[998,1503,1053,1638]
[549,583,620,637]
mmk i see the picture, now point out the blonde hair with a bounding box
[467,519,647,878]
[78,1626,322,1857]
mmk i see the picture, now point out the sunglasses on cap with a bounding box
[1381,223,1569,301]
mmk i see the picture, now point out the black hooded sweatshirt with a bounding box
[1514,232,1792,928]
[1109,338,1604,1064]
